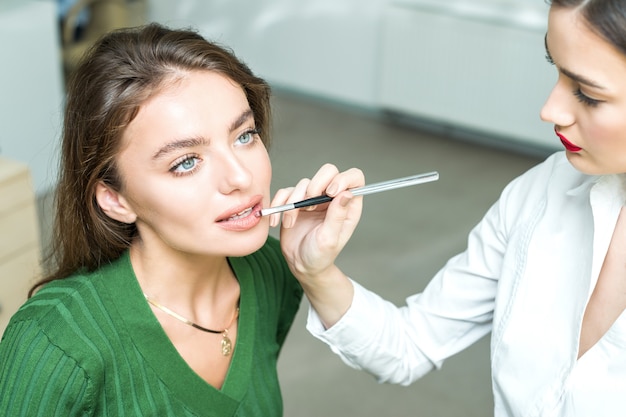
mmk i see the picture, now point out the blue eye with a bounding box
[237,128,260,145]
[170,155,199,175]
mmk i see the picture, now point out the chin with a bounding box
[565,153,600,175]
[226,228,270,257]
[568,159,625,176]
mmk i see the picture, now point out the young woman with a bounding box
[0,24,304,416]
[272,0,626,415]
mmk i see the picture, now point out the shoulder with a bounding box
[10,272,97,328]
[1,255,135,386]
[477,152,597,242]
[5,254,128,345]
[500,151,587,204]
[0,273,100,406]
[0,317,94,415]
[516,151,583,186]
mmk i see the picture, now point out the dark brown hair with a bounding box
[549,0,626,57]
[32,23,272,295]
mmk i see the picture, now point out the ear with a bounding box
[95,181,137,224]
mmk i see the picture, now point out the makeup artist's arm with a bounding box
[271,164,364,328]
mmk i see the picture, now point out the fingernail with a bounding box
[326,183,338,196]
[269,214,278,228]
[340,195,351,207]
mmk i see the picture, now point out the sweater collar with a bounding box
[103,251,257,415]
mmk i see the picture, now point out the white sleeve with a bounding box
[306,279,437,385]
[305,153,565,386]
[306,188,508,385]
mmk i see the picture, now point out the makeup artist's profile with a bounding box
[0,23,360,416]
[270,0,626,415]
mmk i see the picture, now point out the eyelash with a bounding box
[167,128,261,177]
[170,154,200,177]
[545,53,554,65]
[545,53,601,108]
[237,128,261,145]
[573,89,601,107]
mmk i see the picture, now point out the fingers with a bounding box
[267,164,365,228]
[305,163,340,197]
[281,178,312,229]
[267,186,293,228]
[267,178,310,228]
[325,167,365,196]
[306,164,365,198]
[317,189,363,250]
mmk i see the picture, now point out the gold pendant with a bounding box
[221,334,233,356]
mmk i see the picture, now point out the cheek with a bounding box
[252,148,272,186]
[587,113,626,150]
[125,177,198,222]
[261,154,272,183]
[581,110,626,173]
[575,103,619,144]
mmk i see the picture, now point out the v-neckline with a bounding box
[578,206,626,359]
[105,251,257,413]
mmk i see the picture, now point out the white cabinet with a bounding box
[0,1,64,196]
[378,0,557,150]
[0,158,41,334]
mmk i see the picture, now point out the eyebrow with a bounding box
[230,109,254,132]
[544,34,605,90]
[152,137,207,160]
[151,109,255,160]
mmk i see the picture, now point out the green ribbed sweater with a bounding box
[0,236,303,416]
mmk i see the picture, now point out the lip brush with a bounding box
[259,171,439,217]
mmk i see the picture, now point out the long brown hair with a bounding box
[549,0,626,57]
[32,23,272,296]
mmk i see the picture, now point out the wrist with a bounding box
[295,263,340,287]
[296,265,354,328]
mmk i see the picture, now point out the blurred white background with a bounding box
[1,0,556,194]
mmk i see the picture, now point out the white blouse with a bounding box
[307,152,626,416]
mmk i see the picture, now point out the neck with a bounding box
[129,242,240,323]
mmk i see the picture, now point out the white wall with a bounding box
[379,0,556,149]
[148,0,388,108]
[148,0,557,150]
[0,0,64,195]
[0,0,554,192]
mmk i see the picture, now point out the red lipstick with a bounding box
[554,127,582,152]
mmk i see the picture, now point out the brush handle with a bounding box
[260,171,439,216]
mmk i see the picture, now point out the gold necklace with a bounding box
[144,294,240,356]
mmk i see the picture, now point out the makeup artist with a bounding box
[270,0,626,415]
[0,23,361,416]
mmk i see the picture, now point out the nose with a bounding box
[216,149,253,194]
[540,79,575,128]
